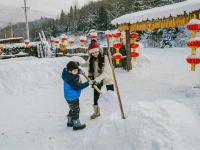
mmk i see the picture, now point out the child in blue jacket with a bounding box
[62,61,91,130]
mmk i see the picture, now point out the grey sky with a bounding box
[0,0,97,17]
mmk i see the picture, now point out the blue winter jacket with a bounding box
[62,68,89,101]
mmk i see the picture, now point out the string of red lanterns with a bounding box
[130,32,139,62]
[186,19,200,71]
[113,42,123,64]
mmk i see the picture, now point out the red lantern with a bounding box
[187,39,200,47]
[80,39,87,43]
[61,35,67,41]
[187,19,200,38]
[112,31,121,39]
[131,52,139,58]
[90,35,97,39]
[69,40,75,46]
[130,32,139,39]
[79,37,87,46]
[24,40,29,47]
[69,41,75,44]
[131,43,139,49]
[187,57,200,64]
[106,34,112,39]
[186,56,200,71]
[187,24,200,31]
[113,43,122,50]
[0,44,3,55]
[50,38,55,43]
[61,37,67,41]
[113,53,123,64]
[54,40,59,44]
[90,32,97,39]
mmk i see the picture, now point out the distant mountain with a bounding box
[0,5,51,29]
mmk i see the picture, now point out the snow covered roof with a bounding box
[0,37,24,42]
[111,0,200,26]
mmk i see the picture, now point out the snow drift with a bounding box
[0,48,200,150]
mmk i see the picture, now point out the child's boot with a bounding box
[67,116,73,127]
[73,119,86,130]
[90,105,100,119]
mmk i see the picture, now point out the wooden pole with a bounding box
[106,37,126,119]
[125,29,132,71]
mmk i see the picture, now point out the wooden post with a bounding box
[125,29,132,71]
[106,37,126,119]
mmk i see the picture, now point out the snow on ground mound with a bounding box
[0,48,200,150]
[82,100,200,150]
[0,56,85,95]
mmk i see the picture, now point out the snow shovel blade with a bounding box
[99,91,119,114]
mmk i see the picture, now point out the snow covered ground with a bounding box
[0,48,200,150]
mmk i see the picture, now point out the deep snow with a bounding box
[0,48,200,150]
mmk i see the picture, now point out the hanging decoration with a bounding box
[69,38,75,47]
[105,30,113,39]
[112,30,121,42]
[58,34,67,51]
[79,36,87,47]
[24,40,30,47]
[50,37,55,43]
[113,42,123,65]
[0,44,3,55]
[90,32,97,40]
[186,19,200,71]
[61,35,67,41]
[130,32,139,62]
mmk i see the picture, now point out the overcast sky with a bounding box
[0,0,98,17]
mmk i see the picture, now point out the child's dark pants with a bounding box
[67,99,80,120]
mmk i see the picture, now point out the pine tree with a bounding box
[96,5,110,30]
[60,10,66,25]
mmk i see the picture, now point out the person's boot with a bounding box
[90,105,100,119]
[67,116,73,127]
[73,119,86,131]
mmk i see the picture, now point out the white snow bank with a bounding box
[82,100,200,150]
[0,56,85,95]
[0,48,200,150]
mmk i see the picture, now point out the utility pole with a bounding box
[4,29,7,38]
[10,23,14,38]
[22,0,30,41]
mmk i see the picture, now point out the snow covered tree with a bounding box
[96,5,110,30]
